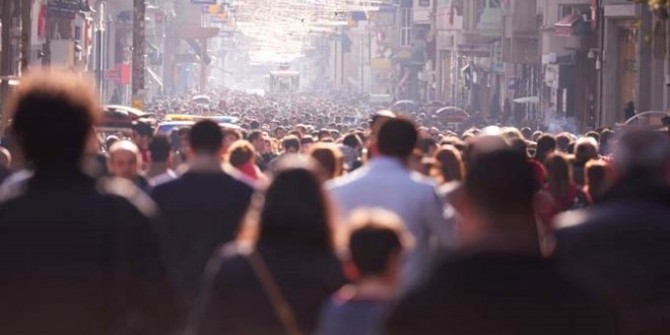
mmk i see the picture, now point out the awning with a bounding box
[456,43,491,58]
[513,96,540,104]
[555,14,583,37]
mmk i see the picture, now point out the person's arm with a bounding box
[119,202,184,335]
[423,186,454,251]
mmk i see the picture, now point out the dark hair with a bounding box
[132,121,154,137]
[189,120,223,154]
[509,138,528,158]
[249,120,260,129]
[556,133,572,152]
[247,130,263,143]
[465,148,535,220]
[177,127,191,137]
[343,133,362,148]
[149,135,171,163]
[281,135,301,152]
[252,158,334,251]
[349,221,402,277]
[419,138,438,155]
[301,135,315,145]
[8,70,99,169]
[318,129,331,140]
[585,130,600,143]
[535,134,556,164]
[377,118,418,158]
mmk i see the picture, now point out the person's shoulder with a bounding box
[97,176,158,219]
[224,167,256,191]
[203,242,253,279]
[326,166,368,191]
[151,174,184,193]
[0,170,34,204]
[407,172,441,197]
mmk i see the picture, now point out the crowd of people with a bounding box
[1,70,670,335]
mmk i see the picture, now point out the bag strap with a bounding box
[247,250,304,335]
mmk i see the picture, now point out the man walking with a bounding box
[327,117,452,287]
[151,120,255,306]
[0,70,179,335]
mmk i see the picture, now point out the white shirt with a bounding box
[326,156,453,287]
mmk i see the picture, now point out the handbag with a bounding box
[247,250,305,335]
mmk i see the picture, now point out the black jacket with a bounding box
[187,242,345,335]
[387,252,614,335]
[0,168,180,335]
[555,175,670,334]
[150,170,254,305]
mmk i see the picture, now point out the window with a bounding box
[400,7,412,46]
[559,4,590,20]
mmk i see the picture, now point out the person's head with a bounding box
[509,138,529,158]
[376,118,418,160]
[309,143,344,180]
[240,157,334,252]
[227,140,256,168]
[370,110,396,136]
[460,147,537,250]
[274,126,287,139]
[248,130,265,152]
[222,127,242,153]
[318,129,331,140]
[7,69,99,170]
[0,146,11,169]
[105,135,120,151]
[585,159,610,201]
[521,127,532,140]
[281,135,301,154]
[544,153,572,198]
[585,130,600,143]
[574,137,599,163]
[149,134,171,164]
[131,121,154,150]
[502,127,523,141]
[535,134,557,163]
[301,135,315,154]
[249,120,260,130]
[343,208,410,285]
[419,137,438,157]
[555,132,572,153]
[189,120,223,157]
[599,128,614,155]
[612,129,670,182]
[342,133,362,149]
[177,127,191,151]
[434,145,464,183]
[108,140,140,180]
